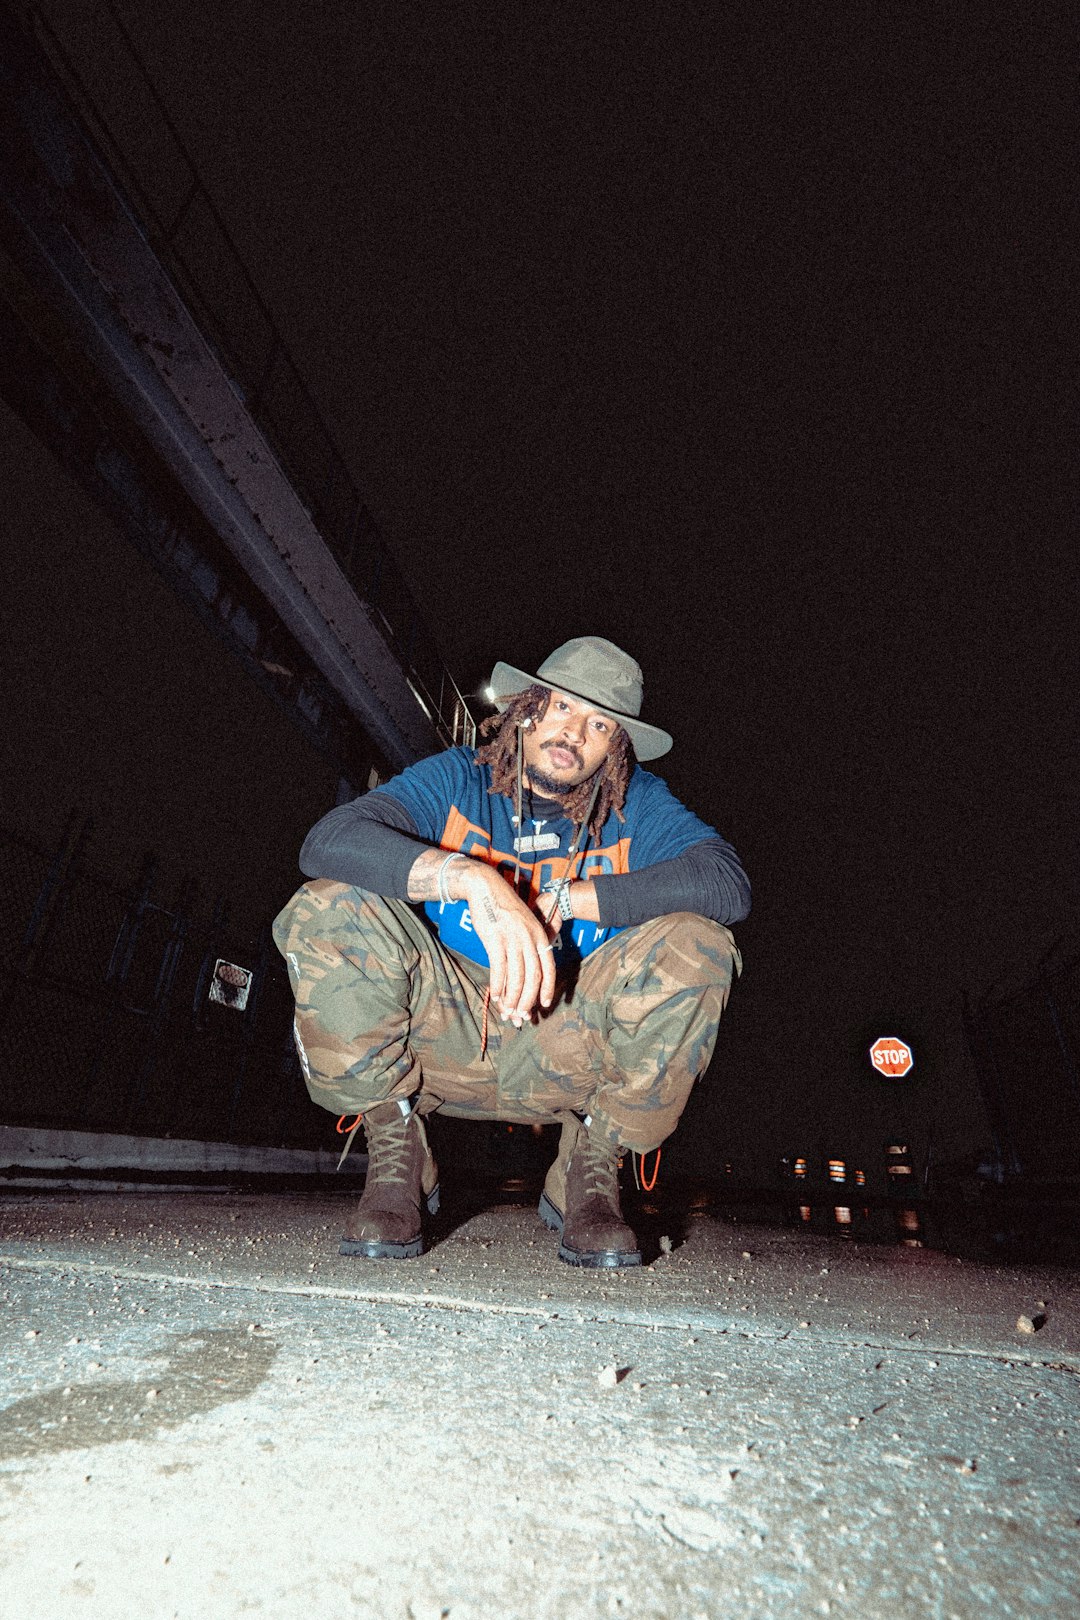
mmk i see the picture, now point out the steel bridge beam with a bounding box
[0,9,440,768]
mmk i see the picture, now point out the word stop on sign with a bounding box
[869,1036,914,1078]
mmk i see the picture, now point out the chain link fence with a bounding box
[0,817,323,1151]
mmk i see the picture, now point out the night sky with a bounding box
[40,3,1073,1169]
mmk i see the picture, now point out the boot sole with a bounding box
[338,1185,440,1260]
[540,1192,642,1267]
[338,1234,425,1260]
[558,1242,642,1269]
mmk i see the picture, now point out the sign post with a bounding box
[869,1036,922,1244]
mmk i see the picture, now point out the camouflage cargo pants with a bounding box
[272,882,741,1153]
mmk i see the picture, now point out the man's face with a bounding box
[522,690,618,796]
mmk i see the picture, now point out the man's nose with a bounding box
[561,714,585,741]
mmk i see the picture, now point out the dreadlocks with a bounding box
[475,684,635,839]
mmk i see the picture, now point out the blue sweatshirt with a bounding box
[299,747,750,972]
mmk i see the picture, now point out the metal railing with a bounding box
[12,0,475,752]
[0,818,321,1150]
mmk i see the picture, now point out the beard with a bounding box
[528,753,597,800]
[527,764,575,798]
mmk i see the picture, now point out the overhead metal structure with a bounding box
[0,2,473,770]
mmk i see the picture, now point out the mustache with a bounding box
[541,740,583,766]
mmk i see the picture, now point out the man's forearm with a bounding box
[299,796,420,895]
[407,847,474,903]
[564,879,599,923]
[406,848,505,917]
[588,839,751,928]
[407,849,557,1023]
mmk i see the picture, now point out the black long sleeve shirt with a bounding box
[300,787,750,930]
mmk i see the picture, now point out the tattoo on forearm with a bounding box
[407,848,452,902]
[406,849,510,919]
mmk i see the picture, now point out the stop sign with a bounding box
[869,1036,914,1078]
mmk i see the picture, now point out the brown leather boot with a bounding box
[537,1113,582,1234]
[556,1122,642,1269]
[339,1099,440,1260]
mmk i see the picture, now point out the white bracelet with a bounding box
[542,878,574,922]
[437,851,467,906]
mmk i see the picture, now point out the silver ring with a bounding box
[540,944,556,953]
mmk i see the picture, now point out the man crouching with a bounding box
[273,635,749,1267]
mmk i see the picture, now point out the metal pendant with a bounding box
[513,832,561,853]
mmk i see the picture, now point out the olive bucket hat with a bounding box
[489,636,673,761]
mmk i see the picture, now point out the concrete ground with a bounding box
[1,1182,1078,1620]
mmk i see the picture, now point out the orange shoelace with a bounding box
[637,1147,661,1192]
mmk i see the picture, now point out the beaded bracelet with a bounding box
[437,851,467,906]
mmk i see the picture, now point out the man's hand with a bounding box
[458,863,559,1025]
[406,849,558,1024]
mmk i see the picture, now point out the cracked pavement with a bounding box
[2,1188,1079,1619]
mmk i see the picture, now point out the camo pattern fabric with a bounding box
[272,881,741,1153]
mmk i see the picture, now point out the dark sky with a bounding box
[50,2,1074,1164]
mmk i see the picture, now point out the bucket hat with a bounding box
[489,636,672,761]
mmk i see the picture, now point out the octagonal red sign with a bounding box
[869,1036,914,1078]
